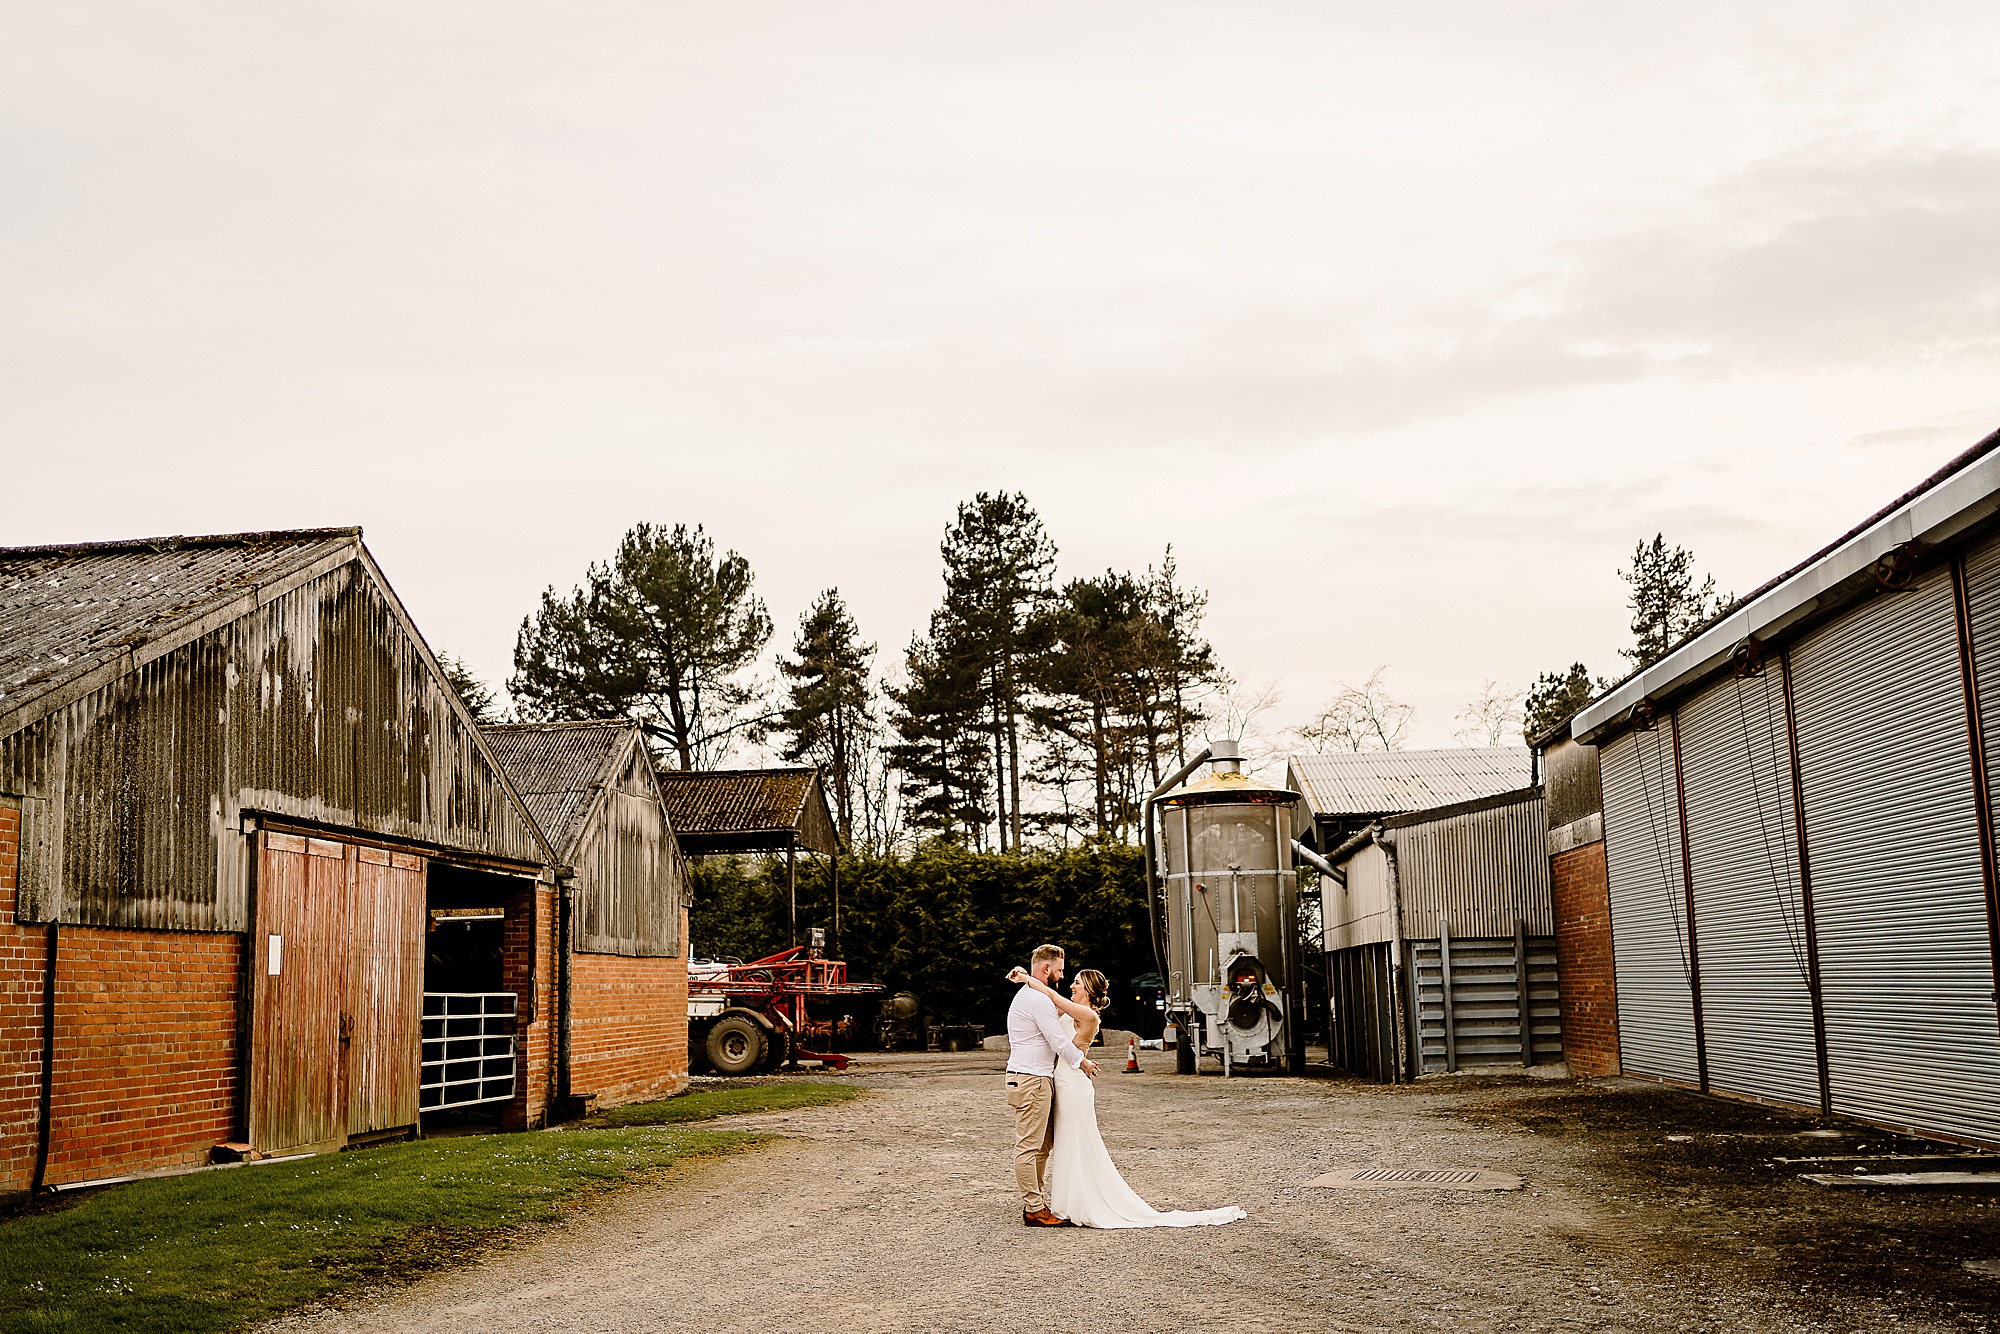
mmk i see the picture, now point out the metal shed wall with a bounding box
[1674,671,1820,1109]
[1390,792,1553,939]
[1,559,547,932]
[1599,726,1702,1085]
[1322,841,1391,952]
[573,741,686,958]
[1791,562,2000,1143]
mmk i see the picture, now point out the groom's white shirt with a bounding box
[1005,986,1086,1076]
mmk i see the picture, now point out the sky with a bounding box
[5,2,1999,753]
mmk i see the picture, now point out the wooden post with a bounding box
[1515,916,1532,1067]
[787,835,798,949]
[1439,917,1458,1074]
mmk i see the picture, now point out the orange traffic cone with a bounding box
[1124,1036,1140,1073]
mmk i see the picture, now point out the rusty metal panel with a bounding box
[347,847,425,1135]
[250,831,349,1156]
[1390,791,1553,939]
[656,767,836,855]
[1542,737,1602,830]
[576,743,684,957]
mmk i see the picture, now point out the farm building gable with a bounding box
[0,528,554,932]
[484,721,634,859]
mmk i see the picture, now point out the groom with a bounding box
[1005,943,1100,1227]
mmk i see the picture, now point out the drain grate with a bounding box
[1349,1168,1482,1185]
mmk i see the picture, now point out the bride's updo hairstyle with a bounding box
[1075,968,1112,1013]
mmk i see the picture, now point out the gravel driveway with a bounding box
[271,1050,1999,1333]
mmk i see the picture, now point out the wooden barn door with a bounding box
[250,832,352,1155]
[252,832,426,1154]
[346,847,426,1136]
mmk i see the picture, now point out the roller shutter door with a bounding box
[1675,672,1820,1109]
[1789,566,2000,1144]
[1600,726,1700,1083]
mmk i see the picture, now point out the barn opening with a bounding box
[423,863,535,1120]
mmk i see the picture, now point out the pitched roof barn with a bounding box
[0,527,555,930]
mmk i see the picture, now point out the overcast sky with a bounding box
[5,3,1998,751]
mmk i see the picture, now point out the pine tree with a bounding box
[1522,663,1598,739]
[933,493,1057,852]
[1620,534,1722,669]
[775,590,876,846]
[511,523,772,769]
[885,624,991,842]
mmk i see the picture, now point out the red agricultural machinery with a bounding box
[687,939,882,1075]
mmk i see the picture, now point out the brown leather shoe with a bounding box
[1022,1208,1072,1227]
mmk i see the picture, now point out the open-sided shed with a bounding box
[0,529,561,1191]
[484,721,689,1109]
[657,766,838,949]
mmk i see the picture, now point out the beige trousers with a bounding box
[1006,1072,1056,1213]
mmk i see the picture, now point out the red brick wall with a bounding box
[0,799,40,1194]
[1552,841,1620,1078]
[568,952,688,1109]
[0,795,243,1194]
[502,881,557,1130]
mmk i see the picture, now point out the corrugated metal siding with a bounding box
[1791,566,2000,1143]
[1323,842,1392,952]
[1600,726,1701,1084]
[1411,935,1561,1072]
[1675,671,1820,1108]
[1290,748,1532,820]
[574,744,685,957]
[1391,793,1553,939]
[0,559,546,932]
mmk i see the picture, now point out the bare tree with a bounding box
[1296,666,1413,752]
[1452,680,1526,746]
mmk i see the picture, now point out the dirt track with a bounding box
[272,1050,2000,1333]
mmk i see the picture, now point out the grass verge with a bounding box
[0,1084,858,1333]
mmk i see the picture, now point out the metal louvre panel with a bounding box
[1410,936,1562,1072]
[1599,727,1700,1082]
[1675,673,1820,1108]
[1790,567,2000,1143]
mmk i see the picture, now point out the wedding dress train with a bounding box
[1047,1017,1247,1229]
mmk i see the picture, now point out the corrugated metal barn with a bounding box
[1320,787,1561,1082]
[1568,431,2000,1147]
[485,721,690,1109]
[0,529,562,1191]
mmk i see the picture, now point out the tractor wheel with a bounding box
[761,1026,794,1072]
[705,1014,766,1076]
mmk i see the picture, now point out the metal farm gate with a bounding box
[250,831,426,1155]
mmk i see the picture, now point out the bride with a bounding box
[1006,965,1246,1229]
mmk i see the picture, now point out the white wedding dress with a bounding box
[1047,1015,1247,1229]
